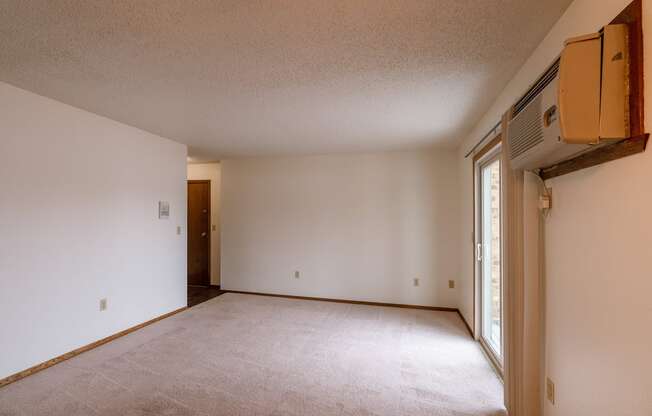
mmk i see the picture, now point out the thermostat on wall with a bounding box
[158,201,170,219]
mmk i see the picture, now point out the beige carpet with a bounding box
[0,293,506,415]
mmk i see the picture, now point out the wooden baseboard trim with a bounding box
[0,306,187,389]
[224,290,458,312]
[1,292,472,389]
[457,310,474,338]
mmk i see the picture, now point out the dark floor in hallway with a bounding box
[187,285,225,307]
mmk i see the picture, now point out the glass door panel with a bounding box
[479,156,502,364]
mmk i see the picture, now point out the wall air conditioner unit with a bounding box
[508,24,630,171]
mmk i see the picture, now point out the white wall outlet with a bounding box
[413,278,419,287]
[212,224,216,231]
[546,377,555,404]
[539,194,552,210]
[294,270,300,279]
[176,226,182,235]
[449,280,455,289]
[99,298,108,311]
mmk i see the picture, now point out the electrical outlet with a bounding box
[294,271,300,279]
[413,278,419,287]
[212,224,216,231]
[176,226,182,235]
[449,280,455,289]
[546,378,555,404]
[99,298,108,312]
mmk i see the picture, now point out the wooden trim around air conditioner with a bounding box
[539,0,646,180]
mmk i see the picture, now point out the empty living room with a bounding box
[1,1,651,415]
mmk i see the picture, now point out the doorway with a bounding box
[474,140,504,372]
[187,180,211,287]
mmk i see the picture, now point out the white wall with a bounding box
[221,149,460,307]
[542,4,652,415]
[187,163,222,285]
[457,0,652,414]
[0,82,187,380]
[457,149,475,324]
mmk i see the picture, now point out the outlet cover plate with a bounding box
[546,378,555,404]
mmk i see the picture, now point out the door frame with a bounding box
[472,134,504,375]
[187,180,211,287]
[471,114,537,414]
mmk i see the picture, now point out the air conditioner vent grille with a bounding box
[509,94,545,160]
[513,58,560,117]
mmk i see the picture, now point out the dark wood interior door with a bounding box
[187,180,211,286]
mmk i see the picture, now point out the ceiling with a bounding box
[0,0,572,160]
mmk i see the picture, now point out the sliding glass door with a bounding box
[476,147,503,369]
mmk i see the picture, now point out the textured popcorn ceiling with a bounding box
[0,0,571,160]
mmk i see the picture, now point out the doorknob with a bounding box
[201,232,207,237]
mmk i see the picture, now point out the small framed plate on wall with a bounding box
[158,201,170,219]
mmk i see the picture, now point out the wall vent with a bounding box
[513,58,560,117]
[509,94,545,160]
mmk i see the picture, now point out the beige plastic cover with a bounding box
[559,33,602,144]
